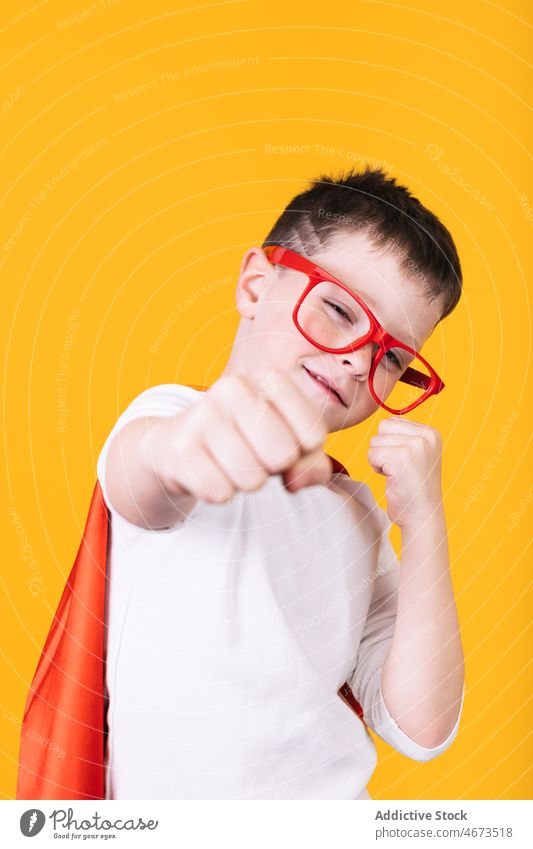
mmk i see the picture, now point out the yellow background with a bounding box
[1,0,531,800]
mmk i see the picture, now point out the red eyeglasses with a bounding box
[263,245,444,415]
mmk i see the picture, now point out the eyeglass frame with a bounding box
[262,244,445,415]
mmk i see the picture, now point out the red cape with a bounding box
[16,385,364,800]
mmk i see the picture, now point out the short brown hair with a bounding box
[262,166,462,319]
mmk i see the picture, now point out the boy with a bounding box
[97,167,464,800]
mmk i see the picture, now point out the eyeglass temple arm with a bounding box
[400,367,444,393]
[400,367,430,389]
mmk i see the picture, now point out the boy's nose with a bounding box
[337,343,375,381]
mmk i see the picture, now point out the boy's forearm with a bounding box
[380,509,464,748]
[105,415,197,530]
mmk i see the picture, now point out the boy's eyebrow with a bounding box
[338,274,422,351]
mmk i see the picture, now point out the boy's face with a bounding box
[227,229,443,433]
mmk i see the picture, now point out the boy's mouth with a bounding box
[302,366,347,407]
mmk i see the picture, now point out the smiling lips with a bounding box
[303,366,347,407]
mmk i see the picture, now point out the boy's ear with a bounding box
[235,247,274,319]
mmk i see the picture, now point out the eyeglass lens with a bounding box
[297,281,432,412]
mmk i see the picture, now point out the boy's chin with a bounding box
[326,402,379,433]
[327,415,363,434]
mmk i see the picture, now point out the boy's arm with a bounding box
[368,418,464,749]
[105,415,198,530]
[379,511,463,748]
[104,371,332,530]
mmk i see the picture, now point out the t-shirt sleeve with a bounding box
[96,383,203,531]
[345,482,464,761]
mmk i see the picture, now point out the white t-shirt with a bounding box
[97,383,461,800]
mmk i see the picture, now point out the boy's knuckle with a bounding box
[302,420,327,451]
[204,481,234,503]
[264,444,300,474]
[210,374,244,404]
[226,373,247,394]
[413,435,425,449]
[431,429,442,447]
[241,468,268,491]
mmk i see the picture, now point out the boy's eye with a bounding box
[323,299,352,322]
[383,349,403,370]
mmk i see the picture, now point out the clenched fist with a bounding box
[150,370,333,504]
[368,417,444,531]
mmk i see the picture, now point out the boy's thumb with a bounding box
[282,449,333,492]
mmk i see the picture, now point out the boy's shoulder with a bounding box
[127,382,203,408]
[328,473,391,539]
[328,474,398,577]
[106,382,204,427]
